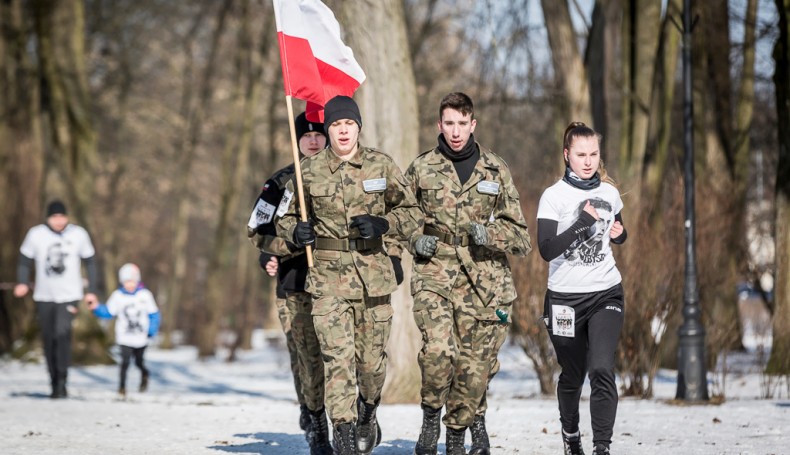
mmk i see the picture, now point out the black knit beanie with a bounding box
[46,200,67,217]
[323,96,361,132]
[295,112,325,140]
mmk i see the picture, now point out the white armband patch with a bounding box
[248,199,276,229]
[276,189,294,217]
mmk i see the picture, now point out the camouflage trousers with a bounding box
[412,281,511,429]
[275,297,304,406]
[312,293,393,424]
[285,292,325,412]
[277,292,324,411]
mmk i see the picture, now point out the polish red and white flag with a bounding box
[273,0,366,121]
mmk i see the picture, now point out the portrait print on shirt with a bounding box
[563,198,613,265]
[123,304,146,334]
[46,242,68,276]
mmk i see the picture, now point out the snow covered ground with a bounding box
[0,331,787,455]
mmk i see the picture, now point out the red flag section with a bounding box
[273,0,366,121]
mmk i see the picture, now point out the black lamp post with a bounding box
[675,0,709,402]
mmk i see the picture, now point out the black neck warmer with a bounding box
[438,134,479,184]
[562,166,601,190]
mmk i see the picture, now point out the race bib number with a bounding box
[552,305,575,337]
[477,180,500,195]
[276,189,294,217]
[247,199,276,229]
[363,178,387,193]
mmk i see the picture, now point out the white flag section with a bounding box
[273,0,365,118]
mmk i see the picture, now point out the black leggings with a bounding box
[119,345,148,389]
[35,301,76,387]
[545,284,624,447]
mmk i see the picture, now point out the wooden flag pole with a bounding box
[285,95,314,267]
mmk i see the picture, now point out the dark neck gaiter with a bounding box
[562,166,601,190]
[438,134,479,185]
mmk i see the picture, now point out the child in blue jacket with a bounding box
[92,263,160,397]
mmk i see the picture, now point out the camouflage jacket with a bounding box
[405,144,532,312]
[278,145,420,299]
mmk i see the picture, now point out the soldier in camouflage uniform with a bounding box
[406,92,532,455]
[248,112,332,455]
[277,96,420,455]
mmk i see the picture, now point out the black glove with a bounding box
[293,220,316,248]
[390,256,404,285]
[258,252,275,271]
[349,215,389,239]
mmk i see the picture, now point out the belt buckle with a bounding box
[452,236,463,247]
[349,239,358,251]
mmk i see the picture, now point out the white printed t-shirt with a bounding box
[19,224,95,303]
[537,179,623,293]
[105,288,159,348]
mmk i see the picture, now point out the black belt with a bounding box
[315,237,383,252]
[423,226,471,247]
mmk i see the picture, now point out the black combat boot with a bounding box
[333,422,357,455]
[300,404,313,433]
[445,427,467,455]
[356,395,382,454]
[468,414,490,455]
[307,408,332,455]
[562,430,586,455]
[413,405,441,455]
[592,443,610,454]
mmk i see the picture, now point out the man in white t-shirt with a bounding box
[14,200,99,398]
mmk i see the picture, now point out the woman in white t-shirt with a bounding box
[536,122,627,455]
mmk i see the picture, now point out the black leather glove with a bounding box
[350,215,389,239]
[390,256,403,285]
[293,221,316,248]
[414,235,438,258]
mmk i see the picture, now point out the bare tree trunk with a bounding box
[0,0,45,355]
[541,0,592,125]
[31,0,97,226]
[644,0,682,220]
[733,0,759,191]
[31,0,114,364]
[586,0,624,159]
[327,0,421,403]
[200,0,267,358]
[767,0,790,375]
[160,2,229,349]
[624,0,662,180]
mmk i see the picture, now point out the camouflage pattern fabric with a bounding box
[405,145,531,429]
[286,291,325,412]
[275,297,306,407]
[312,294,393,424]
[277,145,418,425]
[277,146,420,299]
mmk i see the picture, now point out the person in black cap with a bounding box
[277,95,421,455]
[15,200,99,398]
[246,111,332,454]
